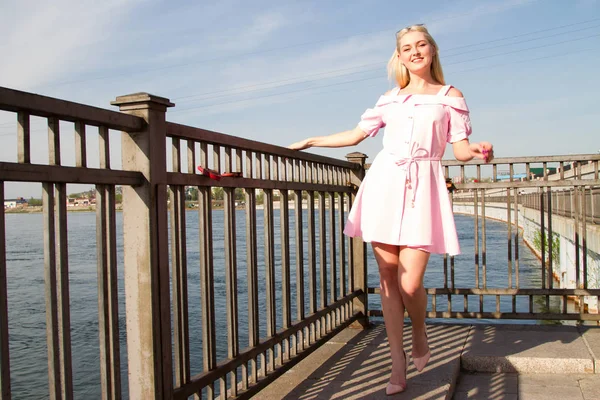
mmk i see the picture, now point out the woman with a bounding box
[289,25,493,395]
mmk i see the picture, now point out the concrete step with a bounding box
[255,323,600,399]
[461,324,599,374]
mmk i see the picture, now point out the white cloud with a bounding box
[0,0,147,90]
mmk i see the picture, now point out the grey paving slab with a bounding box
[518,373,590,387]
[455,372,518,394]
[580,326,600,374]
[453,390,518,400]
[255,323,464,400]
[462,324,595,373]
[519,383,584,400]
[579,375,600,400]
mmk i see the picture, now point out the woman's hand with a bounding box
[469,142,494,163]
[288,138,312,151]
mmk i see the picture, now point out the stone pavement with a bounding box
[255,322,600,400]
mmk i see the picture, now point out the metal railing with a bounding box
[368,156,600,321]
[161,122,368,399]
[1,86,599,400]
[0,87,369,400]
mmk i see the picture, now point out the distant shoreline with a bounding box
[4,202,343,213]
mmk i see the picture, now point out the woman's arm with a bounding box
[288,125,367,150]
[452,139,494,162]
[446,87,494,162]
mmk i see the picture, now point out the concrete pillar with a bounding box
[111,93,174,399]
[345,152,370,329]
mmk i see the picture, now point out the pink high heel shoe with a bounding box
[412,326,430,372]
[386,350,408,396]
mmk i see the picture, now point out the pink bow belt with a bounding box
[394,155,441,207]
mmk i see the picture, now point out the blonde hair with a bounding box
[387,25,445,88]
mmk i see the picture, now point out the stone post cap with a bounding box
[345,152,368,165]
[111,93,175,111]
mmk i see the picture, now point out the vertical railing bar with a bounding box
[17,111,31,164]
[224,180,238,396]
[48,117,60,165]
[199,142,216,399]
[294,189,305,352]
[449,190,455,312]
[224,145,239,396]
[582,187,588,292]
[213,145,221,174]
[96,183,122,400]
[541,188,547,313]
[574,186,580,289]
[346,191,354,296]
[264,185,276,373]
[329,191,337,325]
[308,189,317,344]
[188,140,196,174]
[280,168,291,362]
[171,138,191,388]
[338,190,346,322]
[514,187,520,292]
[482,188,487,289]
[97,126,120,399]
[265,154,271,180]
[273,155,279,181]
[547,187,553,291]
[560,162,564,180]
[507,187,512,289]
[0,183,10,400]
[318,190,328,335]
[244,152,258,386]
[474,188,479,288]
[75,121,87,168]
[43,183,61,400]
[99,127,110,169]
[55,183,74,400]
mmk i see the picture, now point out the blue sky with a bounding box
[0,0,599,198]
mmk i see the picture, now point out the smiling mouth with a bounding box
[411,58,424,63]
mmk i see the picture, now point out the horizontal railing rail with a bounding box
[0,86,144,132]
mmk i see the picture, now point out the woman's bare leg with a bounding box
[398,246,430,359]
[372,242,407,386]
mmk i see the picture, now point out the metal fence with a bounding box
[366,156,600,321]
[1,86,599,400]
[0,87,368,400]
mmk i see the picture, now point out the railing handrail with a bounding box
[166,121,360,170]
[0,86,144,132]
[441,154,600,166]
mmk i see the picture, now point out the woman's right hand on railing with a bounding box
[288,126,367,150]
[288,138,312,151]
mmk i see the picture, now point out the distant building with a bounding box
[4,197,28,208]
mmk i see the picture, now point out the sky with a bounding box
[0,0,599,198]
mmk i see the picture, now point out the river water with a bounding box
[4,210,548,399]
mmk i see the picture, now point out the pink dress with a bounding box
[343,85,472,256]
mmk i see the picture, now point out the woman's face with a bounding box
[398,31,435,74]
